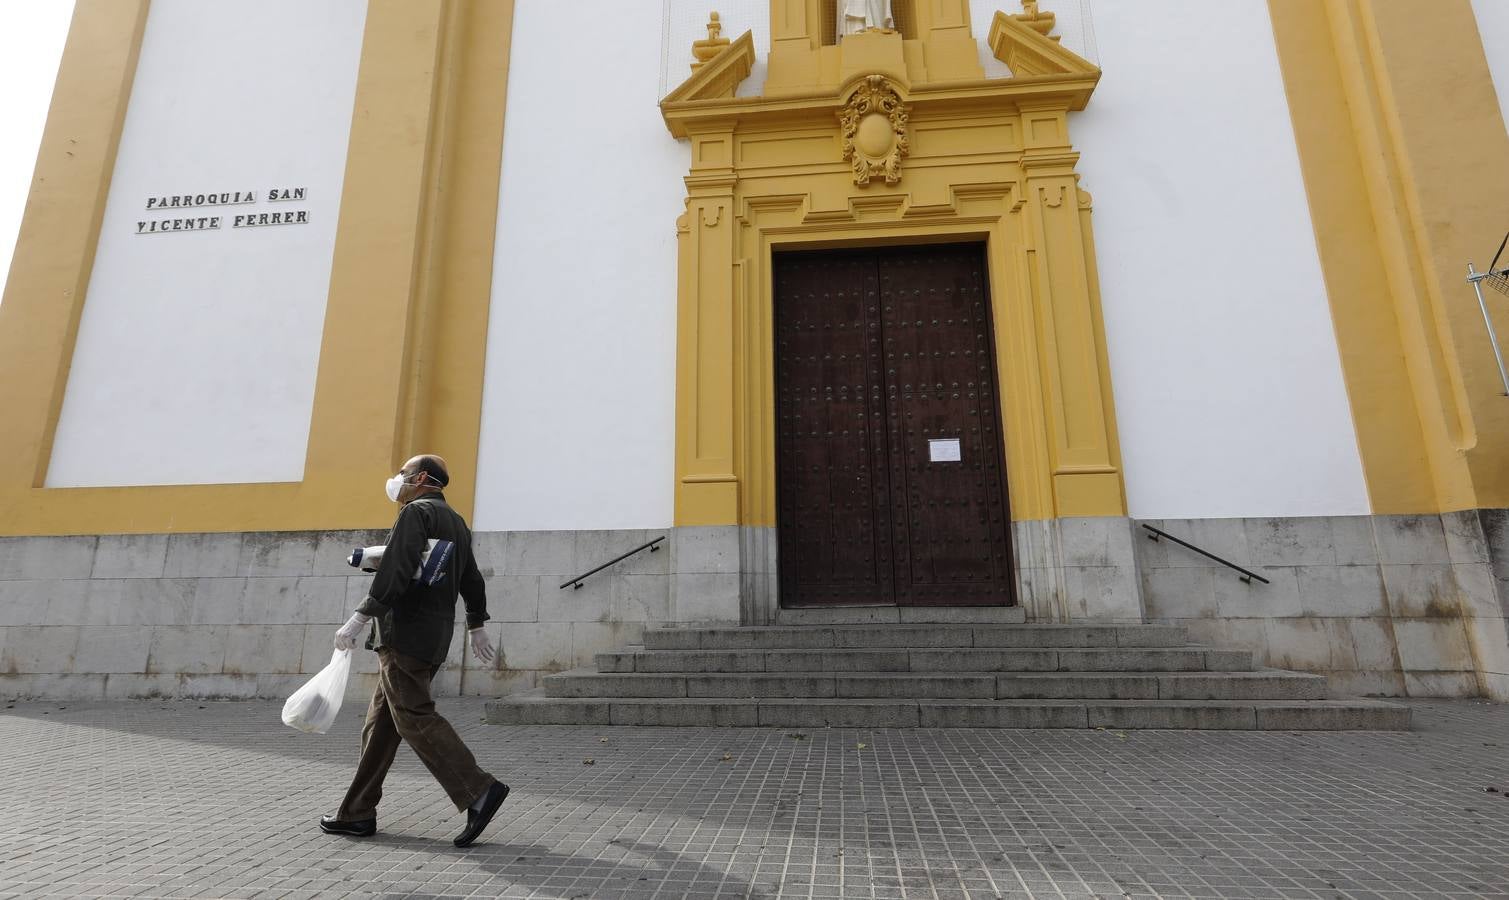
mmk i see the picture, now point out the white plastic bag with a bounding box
[281,648,352,734]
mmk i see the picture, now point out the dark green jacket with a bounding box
[356,493,489,666]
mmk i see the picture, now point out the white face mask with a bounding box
[385,472,409,503]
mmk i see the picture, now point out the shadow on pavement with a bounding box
[358,837,771,899]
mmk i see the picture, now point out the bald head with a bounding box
[403,454,449,488]
[395,454,448,504]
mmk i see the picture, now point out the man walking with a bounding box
[319,454,509,848]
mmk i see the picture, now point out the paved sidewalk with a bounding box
[0,699,1506,900]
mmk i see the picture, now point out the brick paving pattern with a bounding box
[1,698,1506,899]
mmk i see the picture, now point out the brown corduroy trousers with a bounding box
[337,648,495,820]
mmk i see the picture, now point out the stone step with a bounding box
[642,623,1187,651]
[543,669,1326,701]
[595,646,1253,674]
[484,693,1410,731]
[995,670,1325,700]
[773,606,1028,625]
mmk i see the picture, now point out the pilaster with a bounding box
[1019,102,1124,518]
[674,124,741,526]
[1270,0,1509,514]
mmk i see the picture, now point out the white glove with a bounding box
[468,627,495,665]
[334,612,372,651]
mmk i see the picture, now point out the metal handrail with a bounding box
[1140,524,1269,585]
[560,536,666,590]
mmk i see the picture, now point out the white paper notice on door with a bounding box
[928,438,962,462]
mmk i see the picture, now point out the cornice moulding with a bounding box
[662,72,1099,138]
[986,9,1100,79]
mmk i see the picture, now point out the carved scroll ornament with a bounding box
[838,75,909,186]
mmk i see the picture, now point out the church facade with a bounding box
[3,0,1509,702]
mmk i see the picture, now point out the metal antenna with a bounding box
[1467,230,1509,395]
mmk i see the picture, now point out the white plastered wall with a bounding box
[1072,0,1369,519]
[1472,0,1509,134]
[475,1,685,531]
[45,0,367,487]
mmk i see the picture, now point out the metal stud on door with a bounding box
[877,246,1013,606]
[774,254,894,606]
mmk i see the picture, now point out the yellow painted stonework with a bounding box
[0,0,515,535]
[1270,0,1509,514]
[765,0,986,95]
[664,7,1126,527]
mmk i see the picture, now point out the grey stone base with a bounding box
[0,527,732,700]
[1012,517,1147,623]
[6,510,1508,701]
[1135,511,1509,700]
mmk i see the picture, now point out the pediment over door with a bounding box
[660,4,1099,142]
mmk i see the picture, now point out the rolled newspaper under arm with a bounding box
[346,539,454,586]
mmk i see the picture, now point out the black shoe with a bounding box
[319,815,376,837]
[453,781,509,848]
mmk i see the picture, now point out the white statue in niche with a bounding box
[839,0,893,37]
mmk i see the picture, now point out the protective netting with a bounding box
[660,0,771,99]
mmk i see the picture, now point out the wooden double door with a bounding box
[774,243,1015,608]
